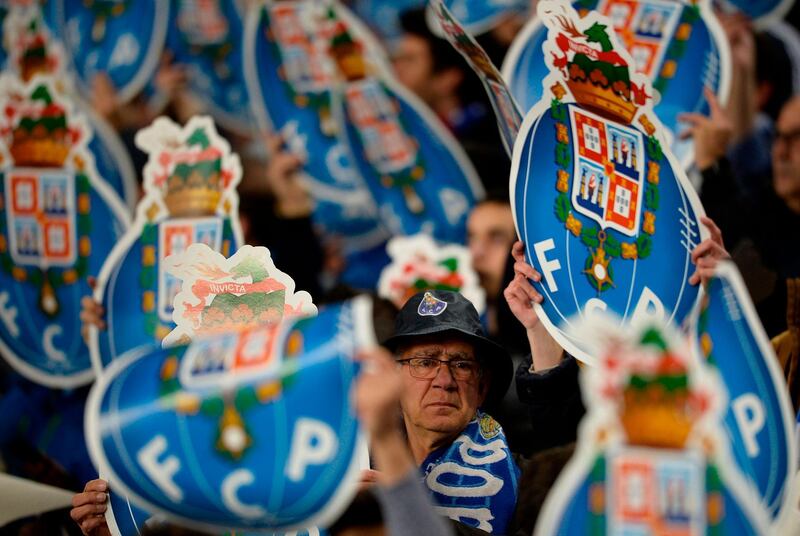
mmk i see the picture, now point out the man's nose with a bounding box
[431,363,458,389]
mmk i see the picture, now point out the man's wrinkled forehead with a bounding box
[395,335,476,358]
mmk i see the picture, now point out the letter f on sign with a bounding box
[533,239,561,293]
[137,435,183,502]
[285,418,338,482]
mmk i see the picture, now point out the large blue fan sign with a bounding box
[243,0,390,264]
[503,0,731,169]
[511,1,706,364]
[89,116,244,371]
[86,298,372,533]
[166,0,253,135]
[692,261,798,518]
[0,78,130,388]
[44,0,169,103]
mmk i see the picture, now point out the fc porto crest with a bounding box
[90,116,244,372]
[2,3,138,211]
[162,243,317,347]
[43,0,169,103]
[167,0,253,135]
[0,76,129,387]
[377,234,485,313]
[244,0,390,265]
[417,291,449,316]
[534,316,772,534]
[510,1,706,364]
[86,298,373,533]
[502,0,731,169]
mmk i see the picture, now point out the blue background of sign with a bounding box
[695,266,797,517]
[503,0,727,168]
[0,173,128,386]
[512,102,702,362]
[44,0,169,102]
[244,3,391,289]
[89,301,364,532]
[86,111,137,211]
[166,0,253,135]
[339,80,482,245]
[94,217,239,369]
[350,0,427,44]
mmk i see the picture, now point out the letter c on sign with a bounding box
[221,469,267,519]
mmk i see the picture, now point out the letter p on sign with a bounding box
[285,418,338,482]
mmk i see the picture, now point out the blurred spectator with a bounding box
[466,198,518,338]
[691,93,800,337]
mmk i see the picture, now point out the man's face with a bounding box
[467,202,516,297]
[773,97,800,204]
[392,34,435,103]
[397,337,487,440]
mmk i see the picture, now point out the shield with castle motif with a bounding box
[533,312,772,534]
[691,261,797,518]
[322,9,483,244]
[86,297,372,533]
[2,3,138,210]
[502,0,731,169]
[427,0,530,36]
[244,0,392,288]
[166,0,253,136]
[43,0,169,103]
[0,77,130,387]
[510,1,706,364]
[89,116,244,372]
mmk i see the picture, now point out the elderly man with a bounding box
[382,261,569,535]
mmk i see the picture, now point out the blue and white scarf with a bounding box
[420,411,520,534]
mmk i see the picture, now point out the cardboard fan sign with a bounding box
[377,234,485,313]
[43,0,169,104]
[86,298,373,533]
[427,0,531,37]
[533,315,774,534]
[166,0,253,136]
[243,0,391,267]
[89,116,244,372]
[510,0,707,365]
[503,0,731,170]
[691,261,798,518]
[0,75,130,387]
[2,3,138,210]
[245,0,484,248]
[432,0,523,157]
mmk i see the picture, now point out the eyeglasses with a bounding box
[396,357,481,381]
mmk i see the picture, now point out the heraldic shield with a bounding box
[0,78,129,387]
[90,116,244,372]
[502,0,730,169]
[510,1,706,364]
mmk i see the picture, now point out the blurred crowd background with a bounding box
[2,0,800,533]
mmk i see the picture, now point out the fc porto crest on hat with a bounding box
[90,116,243,372]
[0,75,130,387]
[502,0,731,169]
[510,1,706,364]
[43,0,169,103]
[86,298,373,533]
[417,291,448,316]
